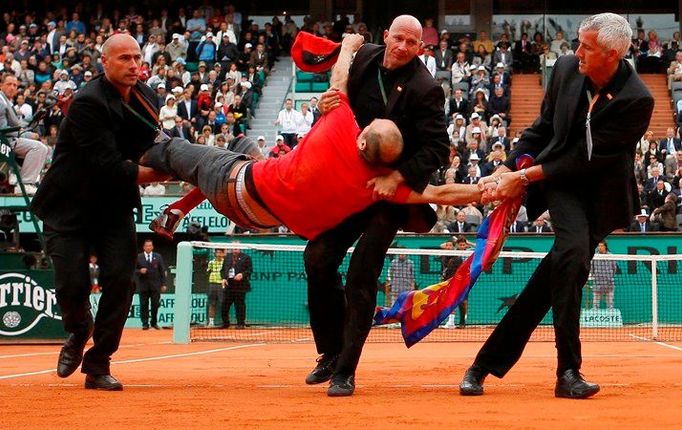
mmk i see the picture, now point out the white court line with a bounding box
[0,343,265,380]
[0,341,173,360]
[629,335,682,352]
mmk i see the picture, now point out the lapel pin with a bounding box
[397,85,403,92]
[606,93,613,100]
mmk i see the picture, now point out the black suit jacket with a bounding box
[31,76,157,231]
[348,44,449,193]
[177,99,198,122]
[434,48,454,71]
[449,98,469,117]
[504,56,654,238]
[447,221,474,233]
[347,44,450,232]
[169,124,195,143]
[629,220,651,232]
[658,137,681,155]
[509,221,527,233]
[136,252,167,292]
[220,252,253,292]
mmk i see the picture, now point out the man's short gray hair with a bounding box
[579,13,632,58]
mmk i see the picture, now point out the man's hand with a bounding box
[341,33,364,52]
[140,267,148,274]
[492,171,527,200]
[318,88,341,114]
[161,285,167,293]
[234,273,243,281]
[367,170,404,200]
[221,279,227,288]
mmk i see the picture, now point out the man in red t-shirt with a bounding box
[142,35,483,240]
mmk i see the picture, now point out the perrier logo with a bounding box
[0,273,61,336]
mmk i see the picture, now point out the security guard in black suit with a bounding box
[31,34,171,390]
[135,239,167,330]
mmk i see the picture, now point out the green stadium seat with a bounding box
[311,82,330,92]
[296,71,315,82]
[295,82,312,92]
[185,62,199,72]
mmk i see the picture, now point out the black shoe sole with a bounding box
[85,383,123,391]
[327,385,354,397]
[459,387,484,396]
[555,386,600,399]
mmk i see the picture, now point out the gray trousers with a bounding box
[141,138,248,215]
[11,136,49,184]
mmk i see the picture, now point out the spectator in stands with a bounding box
[650,193,678,231]
[472,45,491,70]
[0,74,48,195]
[667,50,682,89]
[473,30,494,54]
[170,116,193,142]
[590,241,617,310]
[492,42,513,72]
[630,209,652,232]
[444,155,465,184]
[470,65,489,98]
[645,165,665,192]
[481,142,506,176]
[513,32,533,73]
[634,152,647,184]
[550,30,567,55]
[448,210,475,233]
[538,44,557,69]
[465,112,489,146]
[451,52,471,85]
[196,33,217,68]
[167,34,188,63]
[488,86,511,125]
[206,248,225,328]
[648,178,670,209]
[449,89,469,118]
[492,62,512,87]
[143,182,166,196]
[250,43,270,74]
[558,42,574,57]
[422,18,439,47]
[531,216,552,233]
[659,127,681,160]
[637,130,656,155]
[647,154,664,178]
[471,88,488,119]
[274,98,301,148]
[462,164,480,186]
[434,39,454,84]
[418,45,437,78]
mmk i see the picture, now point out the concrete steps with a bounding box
[247,56,293,147]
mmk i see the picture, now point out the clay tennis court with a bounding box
[1,329,680,429]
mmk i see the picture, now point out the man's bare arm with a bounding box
[402,183,483,205]
[329,34,364,95]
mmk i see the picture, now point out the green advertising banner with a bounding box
[0,265,65,340]
[0,196,228,234]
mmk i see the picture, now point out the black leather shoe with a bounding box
[459,364,488,396]
[327,374,355,397]
[305,353,338,385]
[57,327,93,378]
[555,369,600,399]
[151,325,161,330]
[142,325,150,330]
[85,374,123,391]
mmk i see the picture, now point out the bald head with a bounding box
[101,33,139,57]
[383,15,423,70]
[389,15,422,38]
[101,34,142,94]
[358,119,403,166]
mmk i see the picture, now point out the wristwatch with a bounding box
[518,168,530,185]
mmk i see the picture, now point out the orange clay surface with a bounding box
[1,329,681,429]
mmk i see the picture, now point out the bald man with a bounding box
[32,34,170,391]
[305,15,450,396]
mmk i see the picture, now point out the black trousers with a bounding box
[305,202,407,376]
[44,215,137,375]
[222,289,247,326]
[474,188,602,377]
[139,289,161,327]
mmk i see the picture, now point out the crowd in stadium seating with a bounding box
[0,6,680,231]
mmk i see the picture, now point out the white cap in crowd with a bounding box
[470,112,480,120]
[276,135,284,141]
[472,126,482,134]
[496,62,505,68]
[257,135,266,141]
[172,86,184,94]
[469,153,480,161]
[200,84,209,91]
